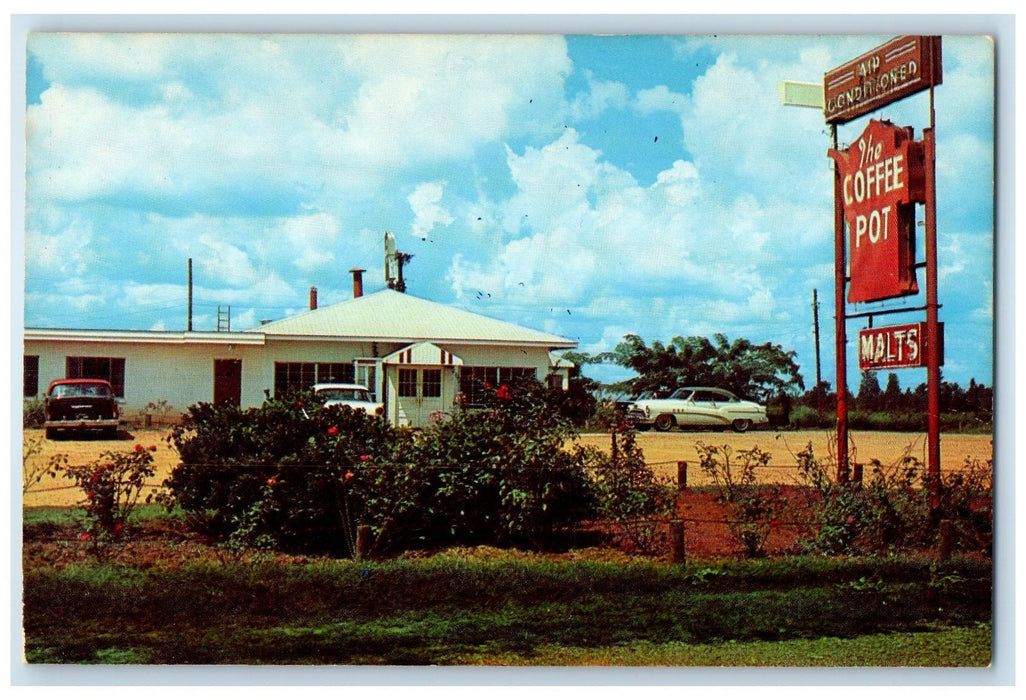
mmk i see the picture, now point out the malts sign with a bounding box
[824,35,942,125]
[830,119,926,304]
[858,322,942,371]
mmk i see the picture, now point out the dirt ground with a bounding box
[21,426,993,508]
[578,428,993,487]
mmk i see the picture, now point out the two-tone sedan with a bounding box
[625,387,768,433]
[43,378,121,440]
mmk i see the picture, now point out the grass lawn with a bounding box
[454,624,992,666]
[23,524,993,665]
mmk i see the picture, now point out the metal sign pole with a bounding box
[831,123,849,483]
[924,88,942,500]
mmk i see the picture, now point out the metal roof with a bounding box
[249,289,577,348]
[24,328,265,346]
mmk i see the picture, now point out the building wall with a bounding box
[24,336,565,427]
[24,338,263,419]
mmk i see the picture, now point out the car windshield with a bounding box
[318,388,369,402]
[51,383,111,399]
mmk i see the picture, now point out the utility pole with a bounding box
[187,258,193,332]
[812,288,822,387]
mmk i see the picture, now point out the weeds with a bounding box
[589,428,676,554]
[695,443,785,558]
[23,437,64,493]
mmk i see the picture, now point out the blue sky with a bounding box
[20,30,996,390]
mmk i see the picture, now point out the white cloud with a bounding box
[634,85,688,116]
[569,72,629,121]
[408,182,454,241]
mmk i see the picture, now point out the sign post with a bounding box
[823,36,943,487]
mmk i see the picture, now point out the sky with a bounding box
[18,27,998,392]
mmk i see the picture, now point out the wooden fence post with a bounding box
[677,461,688,492]
[668,520,686,564]
[938,519,953,561]
[356,524,372,561]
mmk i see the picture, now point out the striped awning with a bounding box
[382,341,463,367]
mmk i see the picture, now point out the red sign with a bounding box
[829,120,925,304]
[824,36,942,125]
[858,322,942,370]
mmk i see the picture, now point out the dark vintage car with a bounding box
[43,378,120,440]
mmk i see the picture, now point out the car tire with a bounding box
[654,414,676,432]
[105,426,119,440]
[731,419,752,433]
[45,427,57,440]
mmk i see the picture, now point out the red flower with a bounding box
[769,518,781,529]
[80,532,91,541]
[328,426,339,436]
[134,443,144,452]
[113,523,123,534]
[267,476,278,487]
[496,384,512,400]
[344,471,355,482]
[360,455,370,462]
[148,445,158,452]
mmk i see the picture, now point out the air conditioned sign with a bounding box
[829,119,926,304]
[824,35,942,125]
[858,322,942,370]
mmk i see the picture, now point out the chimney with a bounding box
[350,268,366,298]
[309,286,318,310]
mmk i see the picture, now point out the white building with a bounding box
[23,283,577,428]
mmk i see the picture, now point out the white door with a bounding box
[396,368,445,427]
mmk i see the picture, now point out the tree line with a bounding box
[561,334,992,431]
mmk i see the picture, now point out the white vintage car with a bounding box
[311,383,384,416]
[625,387,768,433]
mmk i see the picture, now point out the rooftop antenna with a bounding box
[384,232,398,288]
[384,231,413,293]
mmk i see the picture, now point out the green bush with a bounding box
[695,443,785,558]
[589,429,676,553]
[24,397,45,428]
[162,396,413,556]
[791,443,992,556]
[403,379,597,550]
[161,380,598,556]
[59,445,157,557]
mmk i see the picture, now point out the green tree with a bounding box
[856,370,882,411]
[882,372,903,410]
[605,334,804,402]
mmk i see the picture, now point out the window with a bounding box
[398,369,418,397]
[274,362,355,398]
[24,355,39,397]
[314,363,353,384]
[66,356,125,397]
[459,366,535,405]
[422,369,442,398]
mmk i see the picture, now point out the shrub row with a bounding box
[695,440,993,558]
[160,380,607,556]
[786,406,992,433]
